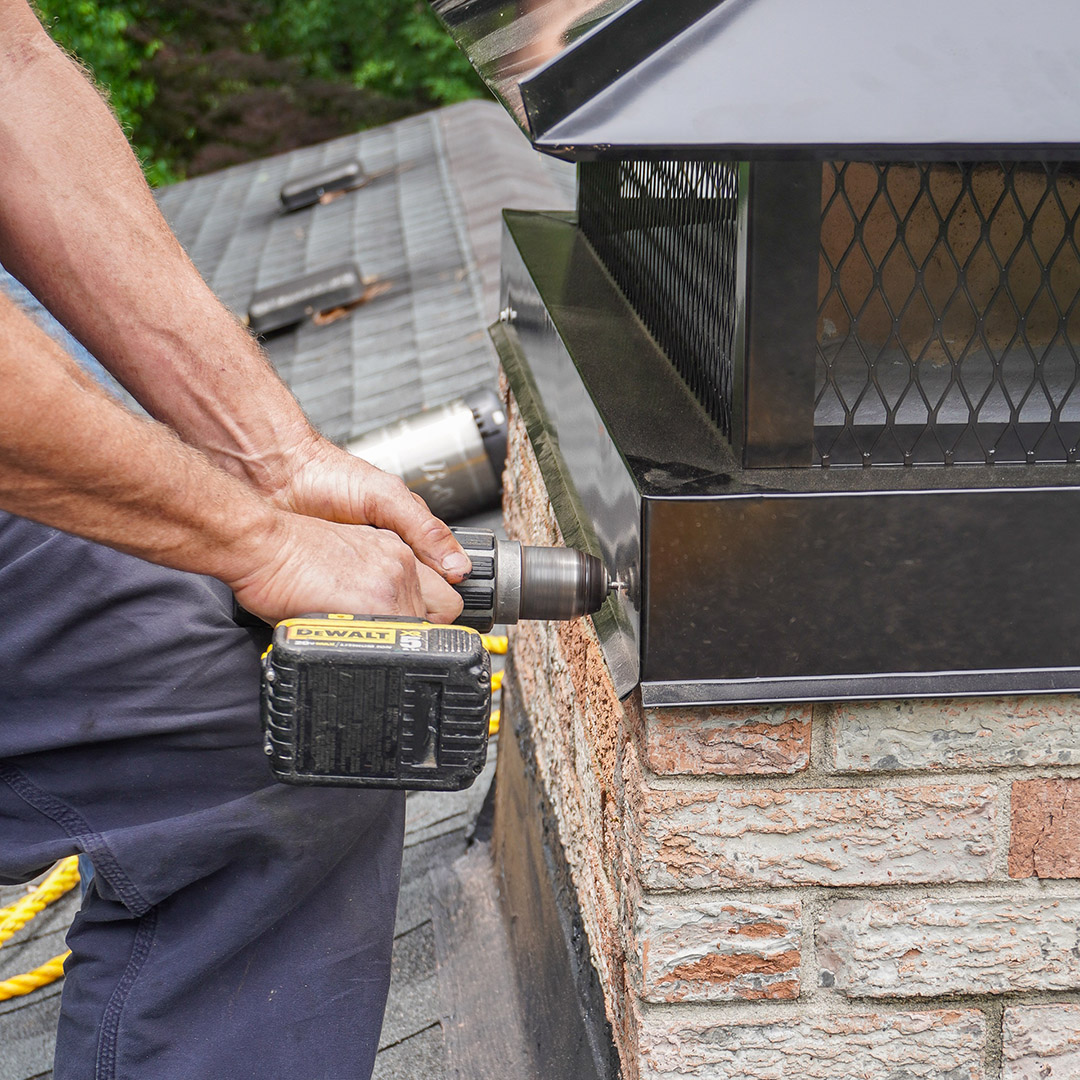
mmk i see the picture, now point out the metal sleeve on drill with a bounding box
[518,546,608,622]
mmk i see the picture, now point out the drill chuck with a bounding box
[449,527,611,632]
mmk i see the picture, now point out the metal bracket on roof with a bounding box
[247,263,365,334]
[279,160,367,212]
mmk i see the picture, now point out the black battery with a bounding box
[261,614,491,790]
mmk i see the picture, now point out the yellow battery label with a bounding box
[279,616,437,648]
[276,616,481,653]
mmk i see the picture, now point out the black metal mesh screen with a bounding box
[578,160,740,438]
[817,162,1080,466]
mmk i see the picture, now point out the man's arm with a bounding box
[0,291,462,623]
[0,2,471,583]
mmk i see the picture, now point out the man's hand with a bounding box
[256,435,473,583]
[228,516,464,627]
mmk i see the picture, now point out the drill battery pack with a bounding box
[261,614,491,790]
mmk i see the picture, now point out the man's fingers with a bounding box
[417,561,464,625]
[378,536,427,617]
[362,471,471,581]
[270,446,472,586]
[228,518,439,624]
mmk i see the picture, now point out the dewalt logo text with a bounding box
[286,626,396,644]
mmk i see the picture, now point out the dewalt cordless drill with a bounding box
[260,528,616,791]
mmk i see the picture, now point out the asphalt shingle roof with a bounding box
[156,100,574,444]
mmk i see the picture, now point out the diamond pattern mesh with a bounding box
[579,159,1080,468]
[817,162,1080,466]
[578,160,740,438]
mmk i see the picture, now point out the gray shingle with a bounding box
[371,1021,446,1080]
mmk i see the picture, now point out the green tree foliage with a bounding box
[34,0,486,183]
[258,0,483,105]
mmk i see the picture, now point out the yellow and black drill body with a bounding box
[259,527,616,791]
[262,615,490,791]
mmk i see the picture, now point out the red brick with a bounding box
[1009,778,1080,879]
[633,898,801,1003]
[644,705,810,776]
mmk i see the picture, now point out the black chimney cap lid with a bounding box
[431,0,1080,162]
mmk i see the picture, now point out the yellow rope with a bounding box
[481,634,508,655]
[487,663,507,736]
[0,856,80,1002]
[0,952,70,1002]
[0,857,80,945]
[484,637,506,735]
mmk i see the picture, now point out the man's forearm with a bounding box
[0,291,281,586]
[0,292,465,624]
[0,3,313,490]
